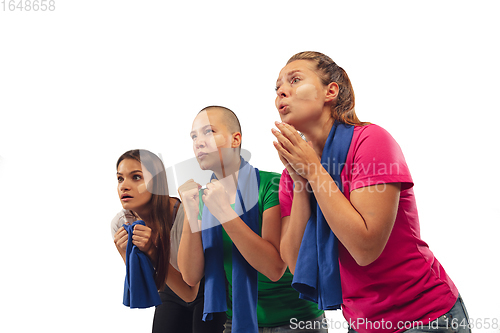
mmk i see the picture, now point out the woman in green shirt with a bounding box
[178,106,325,332]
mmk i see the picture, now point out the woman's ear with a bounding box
[325,82,339,103]
[231,132,242,149]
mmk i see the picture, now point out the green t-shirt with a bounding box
[199,170,323,327]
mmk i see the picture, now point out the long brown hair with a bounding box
[116,149,171,290]
[287,51,366,126]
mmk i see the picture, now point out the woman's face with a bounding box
[275,60,329,129]
[117,158,153,215]
[190,110,236,171]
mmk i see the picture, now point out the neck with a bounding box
[213,156,241,205]
[133,206,151,225]
[300,114,335,158]
[213,155,241,180]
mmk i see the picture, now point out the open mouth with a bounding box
[121,194,133,200]
[279,104,289,114]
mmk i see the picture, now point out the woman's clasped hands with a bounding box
[113,223,155,262]
[178,178,236,232]
[272,121,320,184]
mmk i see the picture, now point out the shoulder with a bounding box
[258,170,281,182]
[346,124,413,191]
[279,168,292,184]
[170,203,184,242]
[257,170,280,210]
[110,209,136,238]
[278,168,293,196]
[350,124,404,159]
[257,170,281,193]
[171,197,182,219]
[111,209,136,225]
[353,123,395,143]
[173,202,184,221]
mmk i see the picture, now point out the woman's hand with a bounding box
[275,136,305,185]
[178,180,205,285]
[272,121,321,181]
[114,227,128,263]
[202,179,235,224]
[132,224,156,261]
[178,179,202,231]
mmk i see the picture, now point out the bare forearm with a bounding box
[273,121,400,266]
[165,264,199,302]
[177,216,205,286]
[307,170,399,266]
[114,227,128,265]
[117,248,126,264]
[221,210,286,282]
[280,187,311,274]
[307,171,369,256]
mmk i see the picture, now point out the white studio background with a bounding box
[1,1,499,332]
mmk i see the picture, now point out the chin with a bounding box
[280,113,294,124]
[282,116,299,129]
[198,160,212,171]
[120,203,130,211]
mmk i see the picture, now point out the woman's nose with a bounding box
[194,137,205,148]
[276,85,288,98]
[119,179,131,191]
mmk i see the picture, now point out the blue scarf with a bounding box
[122,220,162,309]
[291,121,354,310]
[202,157,260,333]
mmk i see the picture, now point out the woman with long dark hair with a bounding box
[112,149,226,333]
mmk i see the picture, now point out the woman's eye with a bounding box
[275,85,280,92]
[291,77,300,84]
[133,175,142,181]
[117,177,123,183]
[191,135,197,141]
[205,128,213,135]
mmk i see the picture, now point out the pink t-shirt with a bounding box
[279,124,458,333]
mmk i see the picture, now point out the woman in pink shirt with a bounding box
[272,51,470,333]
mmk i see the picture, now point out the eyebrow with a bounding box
[190,124,213,137]
[276,70,302,86]
[116,170,143,175]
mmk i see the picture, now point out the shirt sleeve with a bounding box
[259,171,281,212]
[347,124,414,192]
[110,209,136,239]
[169,203,184,272]
[278,169,294,218]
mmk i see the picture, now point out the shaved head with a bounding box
[199,105,241,137]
